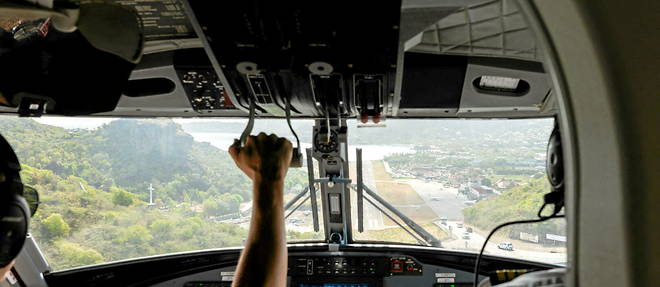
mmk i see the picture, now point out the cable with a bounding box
[239,92,256,147]
[284,93,301,151]
[472,214,565,287]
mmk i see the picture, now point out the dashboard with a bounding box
[155,253,468,287]
[42,245,556,287]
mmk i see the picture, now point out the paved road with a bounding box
[402,179,466,221]
[440,221,566,264]
[399,178,566,264]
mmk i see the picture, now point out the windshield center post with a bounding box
[311,119,352,244]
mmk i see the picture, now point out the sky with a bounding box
[34,117,248,130]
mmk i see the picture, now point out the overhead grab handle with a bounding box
[236,69,302,168]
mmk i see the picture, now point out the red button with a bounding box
[360,114,369,123]
[407,264,414,271]
[391,260,403,272]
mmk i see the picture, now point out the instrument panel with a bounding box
[44,245,555,287]
[147,252,477,287]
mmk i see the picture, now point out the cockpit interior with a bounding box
[0,0,657,287]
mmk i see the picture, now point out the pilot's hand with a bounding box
[0,261,14,283]
[229,132,293,182]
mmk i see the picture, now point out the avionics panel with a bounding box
[187,0,402,119]
[288,255,424,287]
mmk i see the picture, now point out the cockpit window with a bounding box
[0,117,320,270]
[349,118,566,264]
[0,116,564,270]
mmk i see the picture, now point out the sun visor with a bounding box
[0,23,137,116]
[398,53,466,115]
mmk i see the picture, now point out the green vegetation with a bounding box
[0,118,310,270]
[463,177,565,239]
[42,214,70,239]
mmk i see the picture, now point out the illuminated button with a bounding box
[390,259,403,273]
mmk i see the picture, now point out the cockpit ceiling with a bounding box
[403,0,540,61]
[0,0,557,119]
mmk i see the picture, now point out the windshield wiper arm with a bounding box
[284,186,310,211]
[362,195,428,245]
[351,184,442,247]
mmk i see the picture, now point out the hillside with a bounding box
[0,118,309,269]
[0,118,257,203]
[462,177,565,239]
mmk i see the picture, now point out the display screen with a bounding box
[299,284,374,287]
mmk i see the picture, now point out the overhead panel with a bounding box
[187,0,402,120]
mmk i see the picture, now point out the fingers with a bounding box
[257,132,268,141]
[247,132,292,153]
[280,138,293,150]
[228,139,240,163]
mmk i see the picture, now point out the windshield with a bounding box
[0,116,565,270]
[0,117,321,270]
[349,118,566,264]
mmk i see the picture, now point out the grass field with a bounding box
[370,161,438,223]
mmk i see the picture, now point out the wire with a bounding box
[239,92,256,147]
[284,92,301,150]
[472,214,565,287]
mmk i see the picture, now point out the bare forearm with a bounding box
[232,177,287,287]
[0,261,14,283]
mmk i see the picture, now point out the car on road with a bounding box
[463,200,476,206]
[462,232,470,239]
[498,242,514,251]
[466,227,473,233]
[457,222,463,228]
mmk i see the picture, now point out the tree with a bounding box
[481,178,492,187]
[42,213,71,240]
[116,225,153,245]
[150,219,175,241]
[56,242,104,268]
[202,199,220,217]
[111,186,134,206]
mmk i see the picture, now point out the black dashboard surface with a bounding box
[44,244,557,287]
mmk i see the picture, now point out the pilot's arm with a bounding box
[1,261,15,282]
[229,133,292,287]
